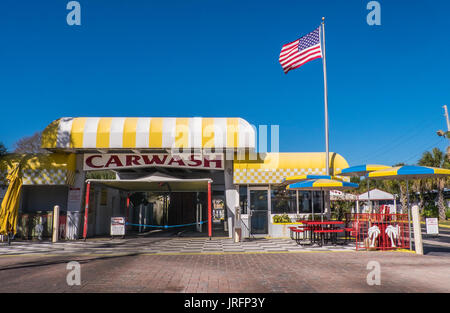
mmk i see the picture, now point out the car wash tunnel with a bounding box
[83,169,219,239]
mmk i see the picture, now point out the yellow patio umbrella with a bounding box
[0,165,23,240]
[287,179,359,221]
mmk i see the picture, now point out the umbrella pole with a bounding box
[406,179,412,250]
[321,190,324,222]
[367,179,371,213]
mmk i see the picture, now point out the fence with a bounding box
[345,213,410,251]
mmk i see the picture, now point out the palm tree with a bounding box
[418,148,450,220]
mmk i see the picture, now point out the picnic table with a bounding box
[290,221,345,246]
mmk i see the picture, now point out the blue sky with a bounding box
[0,0,449,166]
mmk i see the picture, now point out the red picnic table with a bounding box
[290,221,345,246]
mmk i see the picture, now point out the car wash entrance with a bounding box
[83,171,217,238]
[41,117,257,240]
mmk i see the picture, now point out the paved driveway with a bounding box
[0,236,449,293]
[0,237,356,256]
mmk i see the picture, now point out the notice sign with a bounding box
[84,153,224,171]
[111,217,126,236]
[426,218,439,235]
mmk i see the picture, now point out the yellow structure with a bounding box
[0,166,23,235]
[233,152,349,184]
[0,153,76,186]
[41,117,255,150]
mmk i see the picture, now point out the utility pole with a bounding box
[437,105,450,161]
[443,105,450,160]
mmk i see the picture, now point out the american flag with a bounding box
[279,27,322,74]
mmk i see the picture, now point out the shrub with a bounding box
[422,203,439,218]
[273,214,291,223]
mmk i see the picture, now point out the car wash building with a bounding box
[1,117,350,240]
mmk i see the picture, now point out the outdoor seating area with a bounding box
[288,212,410,250]
[289,219,353,247]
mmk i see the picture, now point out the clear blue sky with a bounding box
[0,0,449,166]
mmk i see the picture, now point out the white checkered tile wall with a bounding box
[0,169,75,186]
[234,167,342,184]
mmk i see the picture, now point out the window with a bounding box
[312,191,325,214]
[298,191,325,214]
[239,186,248,214]
[270,188,297,214]
[298,191,312,213]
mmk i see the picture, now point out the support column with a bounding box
[83,182,91,241]
[66,154,86,240]
[412,204,424,255]
[52,205,60,243]
[224,160,238,239]
[207,181,212,238]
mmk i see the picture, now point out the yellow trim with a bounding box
[366,165,392,172]
[96,117,112,148]
[202,118,215,148]
[41,119,59,148]
[70,118,87,148]
[227,118,239,148]
[368,167,399,178]
[434,168,450,175]
[175,118,189,148]
[149,118,163,148]
[122,117,138,148]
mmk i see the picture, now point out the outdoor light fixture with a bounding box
[436,129,450,138]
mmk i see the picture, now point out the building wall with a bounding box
[20,185,69,213]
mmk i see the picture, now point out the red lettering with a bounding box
[142,155,168,165]
[187,155,202,167]
[168,156,186,166]
[105,155,123,168]
[204,156,223,169]
[126,155,141,166]
[85,155,104,169]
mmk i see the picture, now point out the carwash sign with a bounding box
[83,153,224,171]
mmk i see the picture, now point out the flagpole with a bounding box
[321,17,330,176]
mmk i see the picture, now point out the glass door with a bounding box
[248,188,269,235]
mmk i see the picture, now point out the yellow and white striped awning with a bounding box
[41,117,256,150]
[234,152,350,185]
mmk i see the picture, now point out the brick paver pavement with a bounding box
[0,250,449,293]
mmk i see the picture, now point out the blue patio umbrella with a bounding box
[339,164,391,213]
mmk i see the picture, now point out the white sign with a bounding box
[111,217,126,236]
[426,218,439,235]
[83,153,224,171]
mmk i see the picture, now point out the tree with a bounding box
[0,142,7,156]
[418,148,450,220]
[13,132,48,154]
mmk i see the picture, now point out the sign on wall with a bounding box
[111,217,126,236]
[83,153,224,171]
[67,187,81,211]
